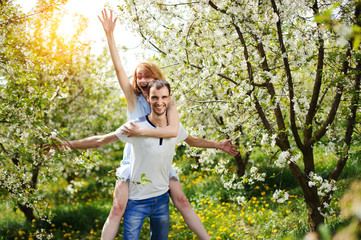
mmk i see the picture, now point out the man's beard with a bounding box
[154,109,166,116]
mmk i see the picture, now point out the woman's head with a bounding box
[132,62,165,97]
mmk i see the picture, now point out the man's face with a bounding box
[148,86,171,116]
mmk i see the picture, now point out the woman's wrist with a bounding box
[138,128,145,136]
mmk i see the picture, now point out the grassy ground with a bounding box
[0,148,359,240]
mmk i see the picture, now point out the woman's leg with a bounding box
[101,180,129,240]
[169,178,211,240]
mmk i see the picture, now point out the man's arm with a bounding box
[184,135,239,157]
[51,132,119,150]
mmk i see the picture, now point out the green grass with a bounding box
[0,147,359,239]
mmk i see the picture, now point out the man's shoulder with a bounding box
[133,115,147,124]
[114,116,148,141]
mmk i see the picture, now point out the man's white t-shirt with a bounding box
[115,115,188,200]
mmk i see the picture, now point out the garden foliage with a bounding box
[116,0,361,230]
[0,0,124,230]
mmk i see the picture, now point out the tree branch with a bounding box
[228,20,274,133]
[323,54,360,204]
[312,83,342,144]
[312,40,350,143]
[132,1,239,86]
[0,142,19,165]
[208,1,227,14]
[252,34,290,150]
[133,2,167,56]
[304,0,325,145]
[67,87,84,105]
[0,4,54,27]
[329,2,361,181]
[185,18,197,66]
[157,2,200,7]
[271,0,303,150]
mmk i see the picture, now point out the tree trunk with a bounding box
[303,145,315,175]
[304,190,325,231]
[235,152,250,177]
[288,157,324,231]
[18,203,35,222]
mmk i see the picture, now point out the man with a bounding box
[116,80,188,239]
[51,80,238,239]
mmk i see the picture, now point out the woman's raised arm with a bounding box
[98,9,137,111]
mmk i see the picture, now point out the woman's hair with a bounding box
[132,62,166,95]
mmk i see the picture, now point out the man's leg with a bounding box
[101,180,129,240]
[149,192,170,240]
[169,178,211,240]
[123,198,152,240]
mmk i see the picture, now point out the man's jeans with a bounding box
[123,192,170,240]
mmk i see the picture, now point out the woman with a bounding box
[98,9,238,240]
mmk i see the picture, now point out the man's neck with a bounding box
[147,113,168,127]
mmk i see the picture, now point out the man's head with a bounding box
[147,80,172,116]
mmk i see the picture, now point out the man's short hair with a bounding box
[148,80,171,95]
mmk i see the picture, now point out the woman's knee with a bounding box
[109,201,127,217]
[173,193,191,209]
[110,181,129,216]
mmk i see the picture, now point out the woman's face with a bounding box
[136,68,155,97]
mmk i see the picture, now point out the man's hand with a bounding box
[98,9,117,35]
[218,139,239,157]
[43,137,70,153]
[121,122,143,137]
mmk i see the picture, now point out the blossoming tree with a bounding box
[116,0,360,231]
[0,0,123,225]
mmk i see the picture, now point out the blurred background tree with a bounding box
[0,0,124,223]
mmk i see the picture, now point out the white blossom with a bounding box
[172,163,183,176]
[236,196,246,205]
[273,189,289,203]
[275,151,290,168]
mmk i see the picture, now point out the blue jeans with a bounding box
[123,192,170,240]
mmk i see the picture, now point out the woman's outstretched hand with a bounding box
[98,9,117,35]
